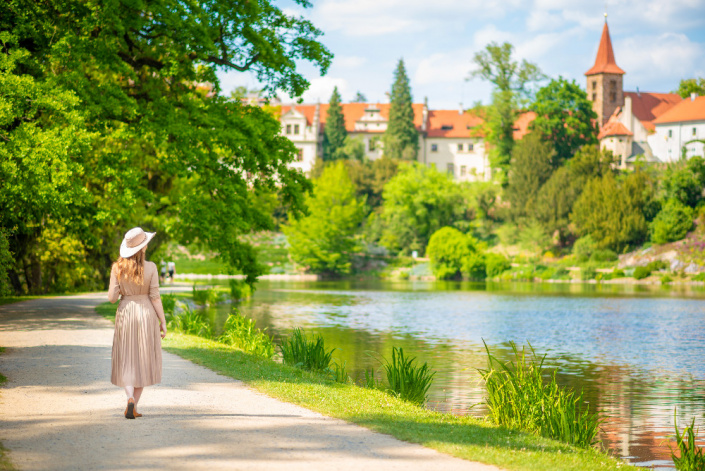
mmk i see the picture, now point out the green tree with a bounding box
[353,91,367,102]
[534,145,613,241]
[379,163,468,255]
[284,161,365,276]
[383,59,419,160]
[571,171,655,251]
[505,132,555,221]
[674,78,705,98]
[427,227,487,280]
[346,157,399,214]
[323,86,347,161]
[659,156,705,208]
[469,42,542,177]
[1,0,332,293]
[530,77,598,163]
[650,199,694,244]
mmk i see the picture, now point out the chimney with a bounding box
[422,97,428,133]
[624,95,632,127]
[692,92,698,102]
[458,103,464,115]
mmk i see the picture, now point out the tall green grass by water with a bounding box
[671,410,705,470]
[218,313,275,359]
[280,328,336,372]
[168,305,213,338]
[479,341,601,448]
[382,347,435,406]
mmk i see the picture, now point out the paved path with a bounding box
[0,294,500,471]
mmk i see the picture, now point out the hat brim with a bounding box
[119,232,156,258]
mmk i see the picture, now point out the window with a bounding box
[468,143,474,152]
[286,124,292,134]
[592,80,597,90]
[431,143,438,152]
[669,129,673,138]
[460,165,467,177]
[296,148,303,161]
[369,139,376,151]
[610,80,616,89]
[441,125,453,130]
[294,124,300,135]
[610,92,616,103]
[457,143,463,152]
[694,127,698,137]
[447,163,454,175]
[592,93,596,102]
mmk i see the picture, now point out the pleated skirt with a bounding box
[111,294,162,388]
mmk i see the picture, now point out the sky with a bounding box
[217,0,705,110]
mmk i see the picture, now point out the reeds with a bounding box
[191,286,223,306]
[280,328,335,372]
[671,410,705,470]
[330,360,351,384]
[168,305,212,338]
[218,313,275,359]
[478,341,601,448]
[382,347,435,406]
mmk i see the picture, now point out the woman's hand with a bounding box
[160,322,167,339]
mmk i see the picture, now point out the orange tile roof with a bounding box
[426,110,484,138]
[598,120,633,139]
[585,21,625,76]
[653,95,705,125]
[513,111,536,140]
[624,91,682,131]
[279,103,426,133]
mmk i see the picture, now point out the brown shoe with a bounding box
[133,407,142,418]
[125,398,135,419]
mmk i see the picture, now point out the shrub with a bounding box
[590,249,618,262]
[280,328,335,372]
[693,273,705,281]
[192,286,223,306]
[161,293,177,316]
[229,279,252,301]
[218,313,275,359]
[572,235,596,262]
[478,342,601,448]
[651,199,694,244]
[581,265,597,281]
[611,269,626,279]
[169,305,212,338]
[427,227,486,280]
[462,252,487,280]
[485,253,511,278]
[382,347,435,406]
[646,260,669,272]
[633,266,652,280]
[661,274,673,284]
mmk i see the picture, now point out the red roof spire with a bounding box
[585,20,625,76]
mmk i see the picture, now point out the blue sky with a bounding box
[217,0,705,109]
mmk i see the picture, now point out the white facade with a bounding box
[649,121,705,162]
[280,107,320,173]
[423,138,489,181]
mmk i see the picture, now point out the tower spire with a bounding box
[585,20,625,76]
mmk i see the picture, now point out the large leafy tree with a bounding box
[1,0,332,293]
[383,59,418,160]
[469,42,542,179]
[322,86,346,161]
[674,78,705,98]
[284,161,365,276]
[379,163,468,255]
[530,77,598,164]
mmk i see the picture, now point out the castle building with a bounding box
[278,102,533,180]
[586,19,698,166]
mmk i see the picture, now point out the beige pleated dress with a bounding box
[108,261,163,387]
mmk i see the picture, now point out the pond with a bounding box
[195,280,705,469]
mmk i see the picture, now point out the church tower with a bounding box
[585,18,625,127]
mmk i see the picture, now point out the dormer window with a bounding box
[294,124,300,135]
[286,124,292,134]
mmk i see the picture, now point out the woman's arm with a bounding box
[148,265,167,339]
[108,265,121,303]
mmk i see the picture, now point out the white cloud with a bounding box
[284,76,352,103]
[334,56,368,68]
[415,51,472,85]
[617,33,705,89]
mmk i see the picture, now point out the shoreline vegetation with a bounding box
[92,298,634,470]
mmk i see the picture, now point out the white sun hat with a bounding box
[119,227,156,258]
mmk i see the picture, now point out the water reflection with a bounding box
[196,280,705,469]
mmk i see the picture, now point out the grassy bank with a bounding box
[0,348,17,471]
[96,301,633,471]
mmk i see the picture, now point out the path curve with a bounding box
[0,294,500,471]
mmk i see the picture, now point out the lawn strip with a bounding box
[0,348,16,471]
[96,301,634,471]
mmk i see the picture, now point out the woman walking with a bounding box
[108,227,167,419]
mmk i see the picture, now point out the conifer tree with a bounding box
[323,86,347,161]
[383,59,419,160]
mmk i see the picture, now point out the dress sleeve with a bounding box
[108,265,121,303]
[148,265,166,325]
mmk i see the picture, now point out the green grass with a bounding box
[479,342,601,449]
[95,301,633,470]
[671,410,705,470]
[280,328,335,372]
[218,313,275,359]
[0,348,16,471]
[0,295,54,306]
[382,347,435,406]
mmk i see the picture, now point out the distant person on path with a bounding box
[160,260,167,284]
[167,260,176,283]
[108,227,167,419]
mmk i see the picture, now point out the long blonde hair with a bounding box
[113,247,146,285]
